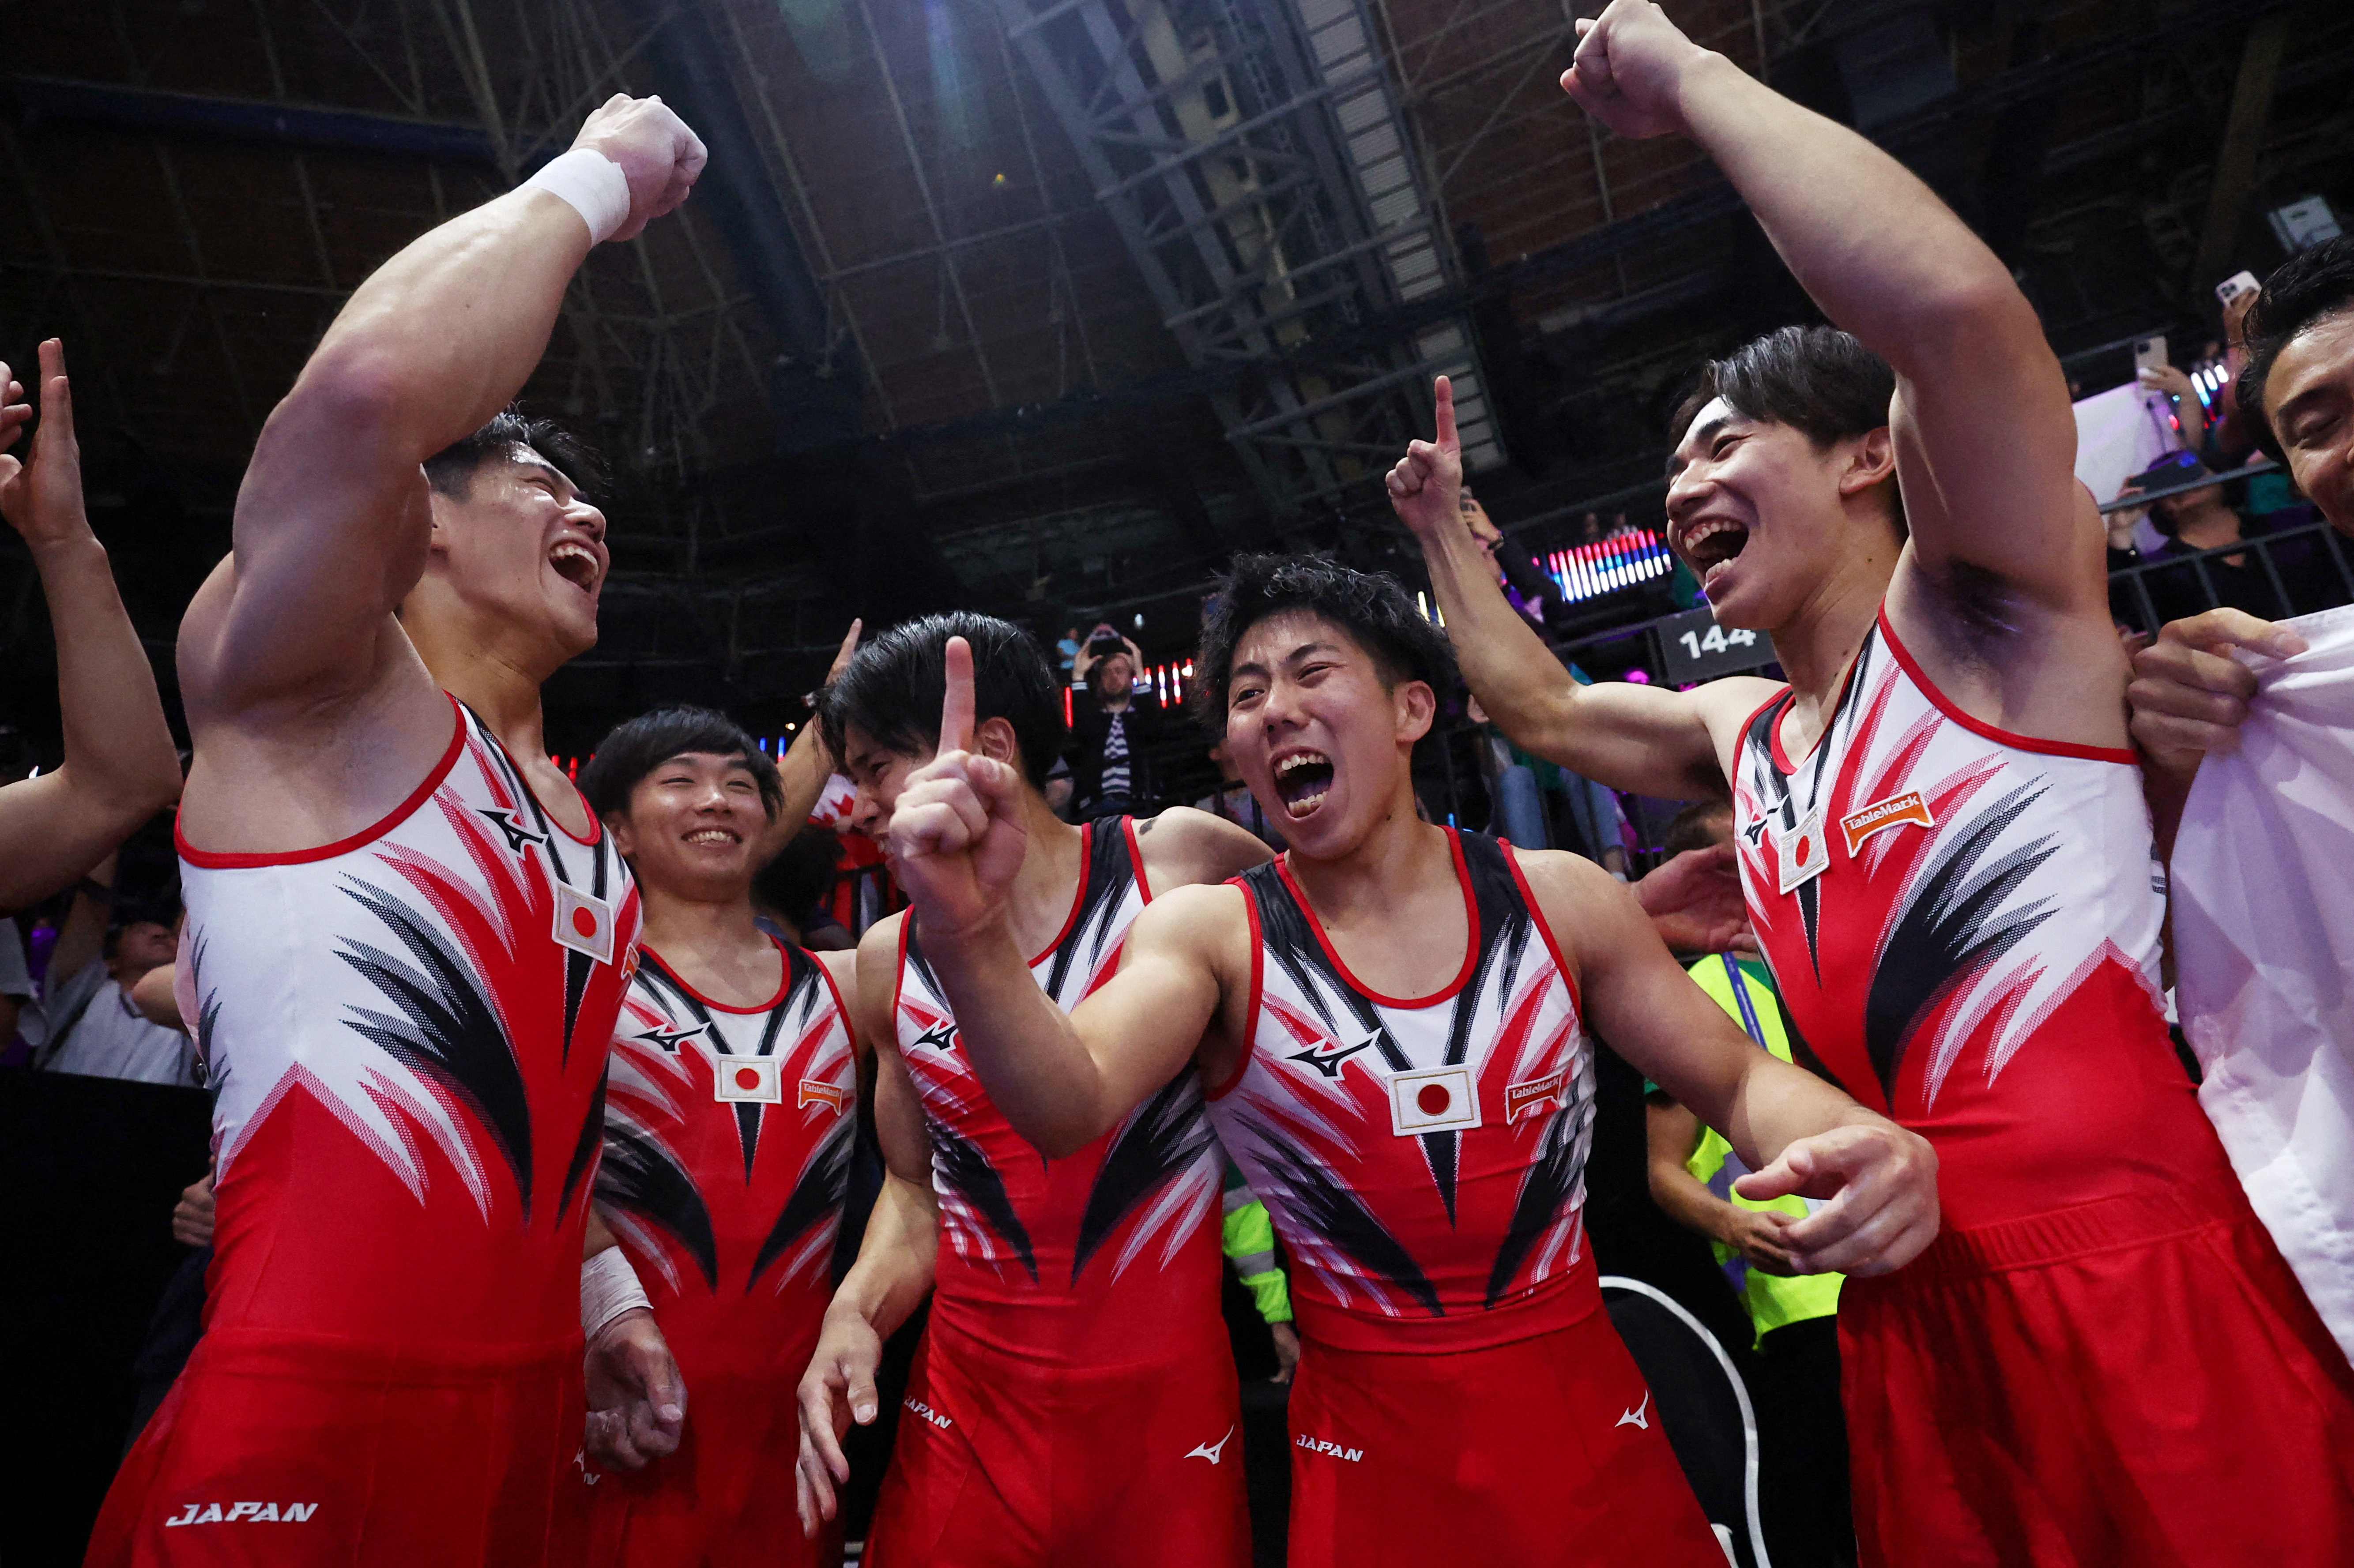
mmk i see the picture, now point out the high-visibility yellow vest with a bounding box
[1685,953,1842,1345]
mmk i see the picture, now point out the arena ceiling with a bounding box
[1,0,2349,755]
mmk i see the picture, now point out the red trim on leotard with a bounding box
[1877,608,2138,764]
[1204,879,1264,1102]
[177,693,467,868]
[1500,842,1584,1021]
[1272,827,1480,1010]
[1026,821,1094,967]
[1121,815,1153,903]
[639,936,794,1015]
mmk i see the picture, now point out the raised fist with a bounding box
[1561,1,1712,141]
[571,93,708,241]
[1385,375,1465,542]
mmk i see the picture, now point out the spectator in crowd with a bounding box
[1067,626,1160,816]
[1645,802,1850,1568]
[1460,485,1567,635]
[0,339,183,914]
[2131,234,2354,812]
[1055,623,1083,679]
[2105,452,2322,631]
[30,855,197,1087]
[1193,739,1285,850]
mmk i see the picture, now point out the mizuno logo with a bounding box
[1186,1426,1235,1465]
[165,1502,318,1526]
[1295,1434,1363,1462]
[633,1023,708,1054]
[904,1396,953,1430]
[1288,1025,1381,1080]
[911,1023,958,1054]
[478,808,547,856]
[1616,1394,1650,1431]
[1742,816,1767,846]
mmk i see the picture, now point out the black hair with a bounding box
[1661,798,1734,858]
[423,407,608,502]
[1193,553,1458,727]
[1669,325,1905,535]
[752,827,841,931]
[821,612,1067,788]
[2239,235,2354,463]
[579,707,783,824]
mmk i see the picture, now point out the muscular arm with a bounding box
[796,919,938,1528]
[1567,7,2079,604]
[1135,803,1275,889]
[183,98,704,721]
[827,920,940,1340]
[919,885,1238,1159]
[1646,1098,1799,1274]
[1526,849,1937,1275]
[0,342,181,912]
[1394,379,1770,798]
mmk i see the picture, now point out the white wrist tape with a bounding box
[582,1245,652,1339]
[524,149,632,245]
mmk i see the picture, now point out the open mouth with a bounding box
[684,827,741,848]
[1273,750,1334,820]
[1681,518,1749,590]
[549,540,601,593]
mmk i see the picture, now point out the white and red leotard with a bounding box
[584,938,857,1568]
[1206,829,1722,1568]
[1730,610,2354,1568]
[866,818,1246,1568]
[92,694,640,1567]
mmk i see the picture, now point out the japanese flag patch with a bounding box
[1390,1065,1481,1137]
[553,883,617,966]
[1776,803,1830,895]
[714,1057,782,1104]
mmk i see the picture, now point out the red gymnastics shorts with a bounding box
[864,1314,1250,1568]
[85,1327,588,1568]
[1840,1171,2354,1568]
[581,1336,833,1568]
[1281,1301,1725,1568]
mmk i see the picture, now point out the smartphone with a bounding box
[2133,335,2169,376]
[2215,270,2260,307]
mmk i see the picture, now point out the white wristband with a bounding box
[524,149,633,245]
[582,1245,652,1339]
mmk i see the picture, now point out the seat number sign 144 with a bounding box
[1658,605,1772,684]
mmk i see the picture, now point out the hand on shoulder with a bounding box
[1137,804,1276,888]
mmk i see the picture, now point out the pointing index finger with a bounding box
[1432,374,1458,453]
[940,635,976,755]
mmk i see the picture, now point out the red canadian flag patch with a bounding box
[1839,790,1935,857]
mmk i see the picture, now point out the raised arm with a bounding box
[885,639,1235,1157]
[1566,2,2081,605]
[0,342,181,913]
[1388,375,1768,797]
[1526,849,1937,1275]
[185,96,705,718]
[759,620,863,865]
[797,919,938,1534]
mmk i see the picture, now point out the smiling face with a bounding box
[607,751,775,899]
[2260,310,2354,533]
[1663,398,1897,630]
[422,444,610,664]
[1222,609,1431,861]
